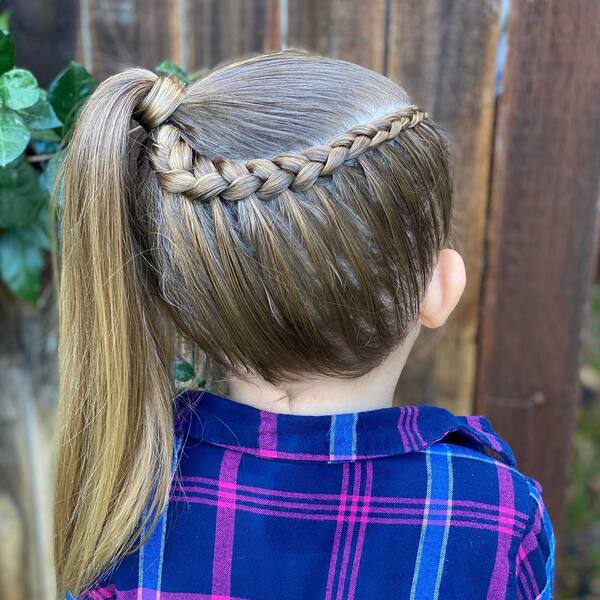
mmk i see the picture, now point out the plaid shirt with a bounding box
[75,389,555,600]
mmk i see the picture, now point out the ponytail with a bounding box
[53,69,179,595]
[52,53,454,594]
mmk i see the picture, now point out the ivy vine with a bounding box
[0,12,192,305]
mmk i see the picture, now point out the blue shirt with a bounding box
[74,388,555,599]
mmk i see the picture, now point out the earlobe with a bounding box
[418,249,466,329]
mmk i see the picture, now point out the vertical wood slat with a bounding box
[88,0,183,80]
[0,286,59,600]
[186,0,280,73]
[287,0,387,72]
[9,0,283,84]
[386,0,500,414]
[3,0,81,86]
[476,0,600,533]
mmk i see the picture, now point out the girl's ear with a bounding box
[418,248,466,328]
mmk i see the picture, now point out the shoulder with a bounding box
[424,417,556,598]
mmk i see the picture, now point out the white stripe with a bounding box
[433,449,453,599]
[428,445,517,472]
[409,450,432,600]
[351,413,358,460]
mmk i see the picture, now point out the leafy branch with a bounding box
[0,17,192,303]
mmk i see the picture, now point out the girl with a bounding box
[54,52,554,599]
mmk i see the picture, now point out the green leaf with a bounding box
[0,111,30,167]
[17,90,61,130]
[0,68,40,110]
[40,148,65,201]
[172,358,195,382]
[0,10,11,32]
[0,30,14,76]
[0,159,47,227]
[48,61,96,125]
[155,60,190,84]
[30,128,61,144]
[0,225,46,302]
[16,201,52,251]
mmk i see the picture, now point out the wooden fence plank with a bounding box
[476,0,600,534]
[186,0,281,73]
[386,0,500,414]
[0,285,58,600]
[88,0,183,80]
[3,0,81,86]
[287,0,387,72]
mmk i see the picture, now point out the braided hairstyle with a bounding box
[54,52,452,595]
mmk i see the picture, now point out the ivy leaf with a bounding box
[0,68,40,110]
[40,149,65,212]
[0,159,47,227]
[17,90,61,130]
[0,30,15,76]
[0,111,30,167]
[16,201,52,251]
[0,10,11,32]
[173,358,196,382]
[48,61,96,127]
[0,225,46,302]
[156,60,190,85]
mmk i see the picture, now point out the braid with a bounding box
[144,106,428,202]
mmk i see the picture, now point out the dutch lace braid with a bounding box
[135,74,429,202]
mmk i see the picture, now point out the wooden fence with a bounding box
[1,0,599,598]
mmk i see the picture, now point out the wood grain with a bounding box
[3,0,82,86]
[0,283,58,599]
[88,0,183,80]
[186,0,281,73]
[386,0,501,414]
[287,0,387,71]
[476,0,600,533]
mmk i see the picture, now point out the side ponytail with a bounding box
[53,69,179,595]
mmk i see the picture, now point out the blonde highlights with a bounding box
[53,52,452,595]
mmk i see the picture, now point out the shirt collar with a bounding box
[174,388,515,466]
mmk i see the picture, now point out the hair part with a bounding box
[53,51,452,595]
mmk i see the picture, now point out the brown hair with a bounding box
[53,51,452,595]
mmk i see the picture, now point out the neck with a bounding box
[226,325,420,416]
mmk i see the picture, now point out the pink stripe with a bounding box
[93,588,248,600]
[205,438,502,463]
[325,463,350,600]
[399,407,418,450]
[517,549,538,599]
[515,503,544,598]
[211,451,242,598]
[258,412,277,452]
[88,588,116,599]
[171,494,522,536]
[347,461,374,599]
[411,407,426,447]
[336,463,362,600]
[177,476,529,521]
[487,464,515,599]
[396,408,410,451]
[178,484,525,528]
[467,416,503,452]
[517,570,532,599]
[405,407,417,449]
[209,444,367,461]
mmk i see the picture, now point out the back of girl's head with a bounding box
[54,51,452,594]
